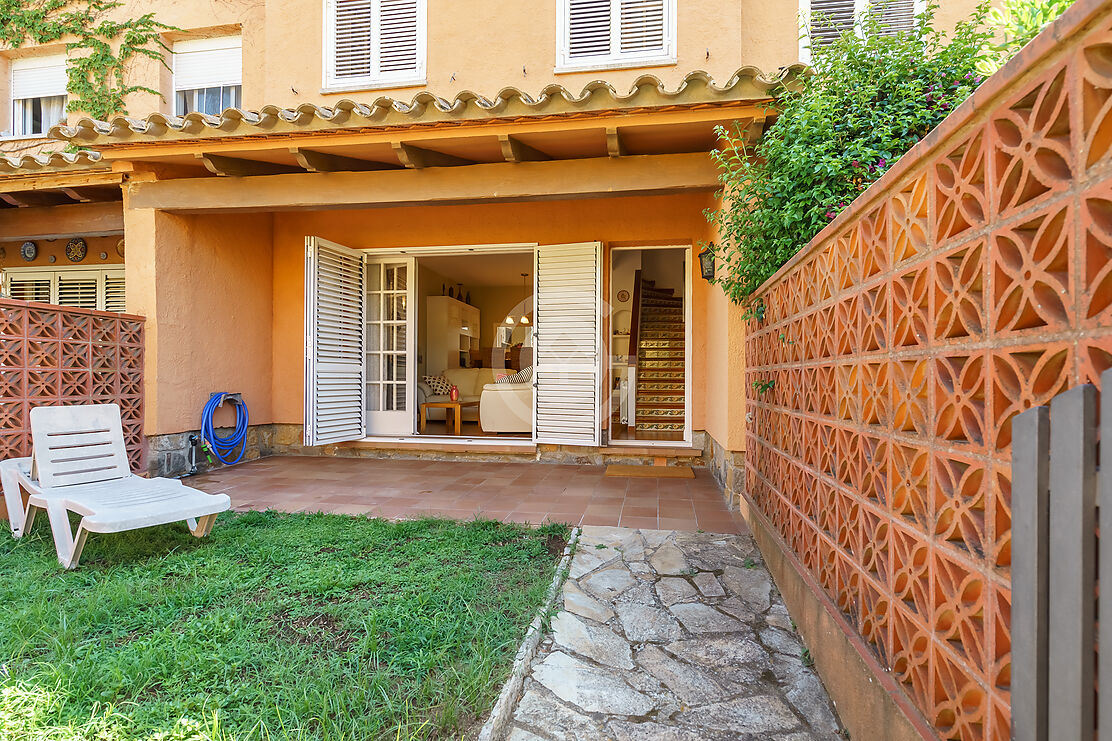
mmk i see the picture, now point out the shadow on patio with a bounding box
[187,456,746,534]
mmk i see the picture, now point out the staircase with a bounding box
[634,279,684,432]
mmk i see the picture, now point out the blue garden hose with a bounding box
[201,392,249,465]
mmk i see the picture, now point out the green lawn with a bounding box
[0,511,568,740]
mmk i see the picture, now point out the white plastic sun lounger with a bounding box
[1,403,231,568]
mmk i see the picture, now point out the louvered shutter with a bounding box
[333,0,373,79]
[6,276,51,304]
[57,273,99,310]
[304,236,366,446]
[377,0,419,74]
[11,55,67,99]
[568,0,612,59]
[104,271,126,313]
[533,243,602,446]
[619,0,665,54]
[872,0,915,34]
[809,0,857,47]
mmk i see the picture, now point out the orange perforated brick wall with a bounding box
[741,3,1112,739]
[0,299,145,472]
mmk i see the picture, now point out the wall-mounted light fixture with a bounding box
[699,244,716,282]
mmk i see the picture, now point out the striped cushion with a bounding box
[496,366,533,384]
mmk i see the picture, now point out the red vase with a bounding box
[449,385,459,402]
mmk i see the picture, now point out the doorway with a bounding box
[609,246,690,444]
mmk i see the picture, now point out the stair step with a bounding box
[639,349,684,359]
[636,422,685,431]
[639,383,684,391]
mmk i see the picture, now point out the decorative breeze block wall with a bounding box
[742,5,1112,740]
[0,299,145,472]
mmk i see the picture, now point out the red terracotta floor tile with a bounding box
[619,515,660,529]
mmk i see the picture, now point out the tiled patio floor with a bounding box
[187,456,746,534]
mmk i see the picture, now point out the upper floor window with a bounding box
[10,54,67,138]
[557,0,676,72]
[173,36,242,116]
[802,0,922,60]
[324,0,426,91]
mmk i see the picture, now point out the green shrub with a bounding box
[980,0,1075,74]
[704,2,997,303]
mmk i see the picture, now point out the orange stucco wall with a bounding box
[125,205,274,435]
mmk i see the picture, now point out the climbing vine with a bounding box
[0,0,173,122]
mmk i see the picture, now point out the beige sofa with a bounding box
[417,367,533,434]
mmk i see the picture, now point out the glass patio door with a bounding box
[365,257,416,435]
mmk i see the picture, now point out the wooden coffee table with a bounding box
[419,400,481,436]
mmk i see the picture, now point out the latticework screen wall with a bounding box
[742,5,1112,740]
[0,299,145,472]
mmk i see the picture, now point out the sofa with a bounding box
[416,367,533,434]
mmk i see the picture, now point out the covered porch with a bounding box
[187,456,746,534]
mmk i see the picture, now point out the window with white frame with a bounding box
[802,0,922,60]
[557,0,675,72]
[324,0,426,91]
[173,36,243,116]
[9,54,68,138]
[4,266,125,313]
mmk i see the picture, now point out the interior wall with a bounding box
[640,248,686,294]
[471,284,531,350]
[416,262,449,379]
[270,192,728,441]
[127,208,275,435]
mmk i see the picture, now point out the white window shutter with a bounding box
[872,0,916,34]
[173,36,242,90]
[104,272,126,313]
[567,0,612,60]
[304,236,366,446]
[533,242,602,446]
[6,276,51,303]
[333,0,374,80]
[619,0,666,55]
[808,0,857,48]
[11,55,68,99]
[57,273,99,310]
[377,0,420,74]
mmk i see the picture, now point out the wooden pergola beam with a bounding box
[0,201,123,241]
[499,134,551,163]
[392,142,474,169]
[125,152,720,213]
[194,152,299,177]
[289,147,401,173]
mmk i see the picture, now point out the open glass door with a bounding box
[365,257,416,435]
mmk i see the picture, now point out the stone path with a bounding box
[504,526,843,740]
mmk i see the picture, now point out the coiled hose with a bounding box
[201,392,249,465]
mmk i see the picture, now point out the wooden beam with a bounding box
[498,134,551,163]
[0,170,122,194]
[194,152,299,177]
[0,190,76,207]
[289,147,401,173]
[606,127,627,158]
[0,201,123,241]
[125,152,720,213]
[392,142,473,169]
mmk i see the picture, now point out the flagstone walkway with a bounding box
[505,526,843,740]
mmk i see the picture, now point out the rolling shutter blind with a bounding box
[809,0,856,47]
[329,0,422,85]
[304,236,366,446]
[533,243,602,446]
[11,55,67,99]
[173,36,242,90]
[620,0,665,54]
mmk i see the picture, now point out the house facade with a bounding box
[0,0,979,481]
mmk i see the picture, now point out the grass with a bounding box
[0,511,568,740]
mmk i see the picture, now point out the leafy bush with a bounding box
[704,2,997,303]
[980,0,1075,74]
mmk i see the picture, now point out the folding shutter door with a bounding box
[332,0,374,80]
[104,272,126,313]
[533,242,603,446]
[57,272,99,310]
[567,0,612,60]
[378,0,420,74]
[619,0,666,55]
[304,236,366,446]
